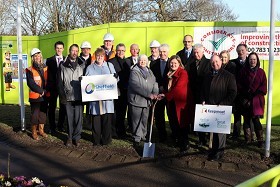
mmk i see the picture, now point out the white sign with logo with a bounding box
[81,74,118,102]
[194,104,232,134]
[194,27,280,60]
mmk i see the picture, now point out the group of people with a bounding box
[26,33,267,161]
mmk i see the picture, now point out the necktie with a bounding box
[161,60,166,77]
[196,60,200,70]
[57,57,61,67]
[133,58,137,65]
[186,51,190,58]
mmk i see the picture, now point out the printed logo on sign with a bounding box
[209,35,228,50]
[207,109,225,115]
[85,83,95,94]
[85,83,115,94]
[202,108,207,113]
[199,118,210,128]
[199,123,210,128]
[200,30,236,55]
[216,118,227,129]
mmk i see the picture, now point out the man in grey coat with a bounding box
[128,54,159,146]
[58,44,85,147]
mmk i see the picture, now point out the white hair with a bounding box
[138,54,148,62]
[159,43,170,52]
[193,43,203,49]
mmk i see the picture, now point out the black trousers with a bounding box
[167,103,189,149]
[48,93,66,130]
[154,99,167,141]
[65,101,83,141]
[92,113,113,145]
[114,90,128,137]
[212,133,226,151]
[233,110,242,137]
[243,116,262,131]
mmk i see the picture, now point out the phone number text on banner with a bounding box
[81,74,118,102]
[194,104,232,134]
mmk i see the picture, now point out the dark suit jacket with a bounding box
[230,57,247,77]
[150,58,169,93]
[109,56,131,90]
[176,47,194,72]
[46,55,65,95]
[126,56,138,68]
[222,61,236,75]
[189,55,211,103]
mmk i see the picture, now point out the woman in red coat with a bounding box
[158,55,192,153]
[237,52,267,147]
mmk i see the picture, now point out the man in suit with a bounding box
[109,43,131,138]
[230,43,248,140]
[150,44,170,142]
[46,41,66,134]
[125,43,140,132]
[176,35,195,72]
[189,43,211,146]
[126,44,140,67]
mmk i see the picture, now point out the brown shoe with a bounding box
[65,139,72,147]
[31,125,39,140]
[38,124,48,138]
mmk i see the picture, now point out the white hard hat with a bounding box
[103,33,114,41]
[149,40,160,48]
[30,48,41,56]
[81,41,92,49]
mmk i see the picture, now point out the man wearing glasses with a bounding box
[176,35,195,72]
[109,43,131,138]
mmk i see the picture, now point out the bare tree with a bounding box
[185,0,237,21]
[0,0,17,35]
[7,0,50,35]
[137,0,184,21]
[75,0,137,25]
[43,0,84,33]
[138,0,237,22]
[2,0,238,35]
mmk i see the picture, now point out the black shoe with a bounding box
[49,128,57,135]
[257,141,264,148]
[73,139,80,147]
[197,141,207,148]
[57,127,66,132]
[133,141,141,150]
[118,133,130,140]
[133,141,140,147]
[179,144,190,156]
[208,150,223,161]
[65,139,72,147]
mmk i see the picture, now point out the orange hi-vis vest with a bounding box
[91,46,116,62]
[27,66,48,99]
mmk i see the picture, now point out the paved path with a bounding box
[0,122,273,186]
[0,139,260,187]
